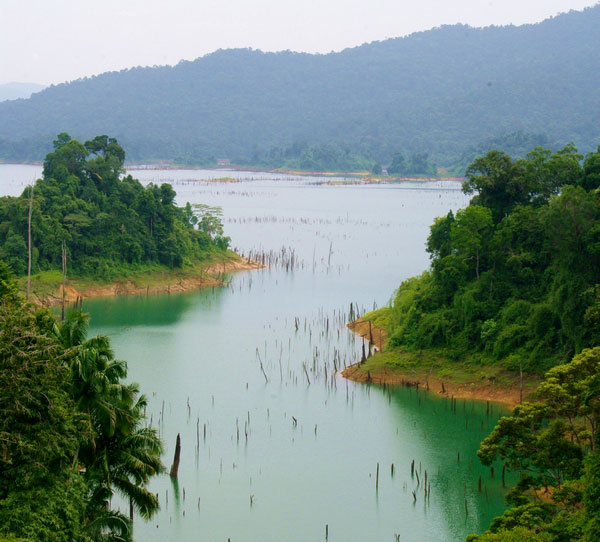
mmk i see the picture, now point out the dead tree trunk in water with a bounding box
[170,433,181,477]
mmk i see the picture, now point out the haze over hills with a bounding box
[0,5,598,170]
[0,82,45,102]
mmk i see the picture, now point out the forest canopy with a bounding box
[468,348,600,541]
[378,144,600,372]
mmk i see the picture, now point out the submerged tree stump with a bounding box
[170,433,181,477]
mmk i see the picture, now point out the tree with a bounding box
[474,349,600,541]
[135,188,158,237]
[0,303,88,541]
[581,146,600,192]
[450,205,493,280]
[544,185,598,273]
[56,311,164,527]
[467,526,552,542]
[536,347,600,452]
[43,137,88,180]
[56,311,129,439]
[463,150,526,223]
[1,231,27,275]
[407,152,434,175]
[84,135,125,165]
[193,204,225,238]
[583,452,600,541]
[85,135,125,196]
[0,260,18,301]
[519,144,582,205]
[53,132,72,150]
[0,134,231,278]
[96,395,164,520]
[0,289,162,541]
[27,184,33,300]
[387,152,406,175]
[427,210,454,260]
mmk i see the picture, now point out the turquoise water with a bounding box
[1,165,510,541]
[86,285,509,542]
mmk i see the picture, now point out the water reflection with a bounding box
[373,383,512,539]
[82,286,228,328]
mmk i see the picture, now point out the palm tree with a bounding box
[56,310,164,539]
[87,393,164,521]
[56,311,132,446]
[81,508,131,542]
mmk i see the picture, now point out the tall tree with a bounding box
[450,205,493,280]
[463,150,526,223]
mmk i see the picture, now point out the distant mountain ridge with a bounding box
[0,82,45,102]
[0,5,598,168]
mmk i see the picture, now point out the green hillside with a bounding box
[0,6,598,170]
[372,144,600,372]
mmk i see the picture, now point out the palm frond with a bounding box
[82,508,131,542]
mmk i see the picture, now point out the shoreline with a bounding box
[343,319,541,408]
[26,255,262,308]
[128,164,465,183]
[342,362,539,408]
[2,162,463,183]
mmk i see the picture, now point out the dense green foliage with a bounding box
[387,151,437,176]
[246,141,374,173]
[0,134,229,279]
[0,303,87,541]
[384,144,600,371]
[468,348,600,541]
[455,132,553,174]
[0,7,598,168]
[0,271,164,541]
[245,142,438,175]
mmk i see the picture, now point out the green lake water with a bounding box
[1,166,512,541]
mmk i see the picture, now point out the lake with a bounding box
[1,165,510,541]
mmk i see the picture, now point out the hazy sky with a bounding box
[1,0,597,85]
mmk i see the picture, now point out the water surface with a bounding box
[1,165,509,541]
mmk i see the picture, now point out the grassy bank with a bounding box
[19,251,261,306]
[344,312,542,407]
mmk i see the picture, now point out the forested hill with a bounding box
[0,134,230,279]
[0,5,599,168]
[376,144,600,372]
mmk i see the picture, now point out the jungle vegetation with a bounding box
[467,348,600,541]
[373,144,600,372]
[0,262,164,542]
[0,134,230,281]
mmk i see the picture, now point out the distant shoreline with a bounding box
[127,164,465,182]
[1,161,464,183]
